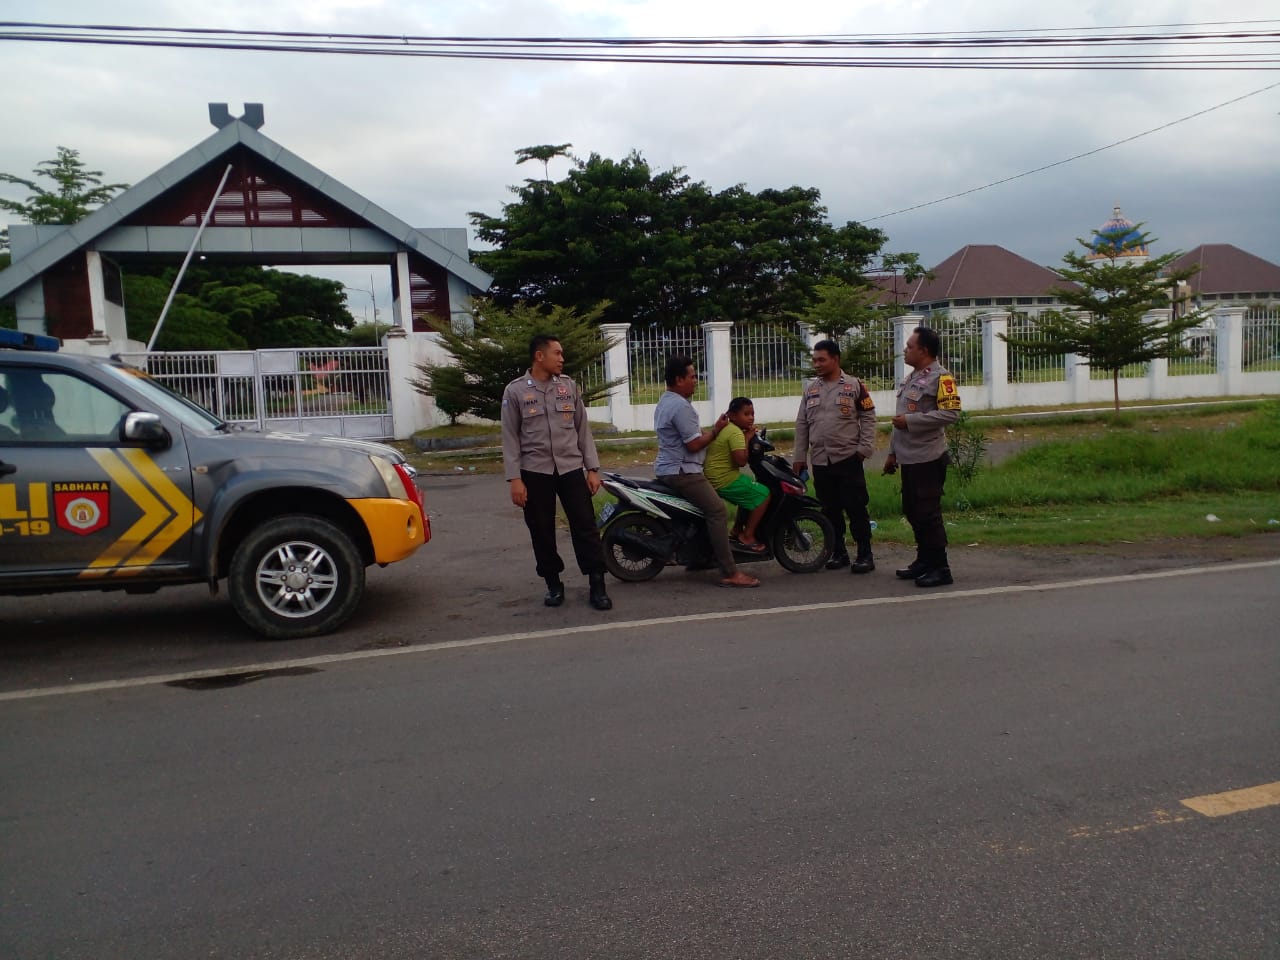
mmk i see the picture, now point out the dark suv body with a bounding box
[0,336,428,638]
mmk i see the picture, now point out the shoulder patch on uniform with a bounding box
[860,395,875,410]
[937,375,961,410]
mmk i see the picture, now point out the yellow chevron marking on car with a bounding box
[79,449,173,577]
[114,448,203,573]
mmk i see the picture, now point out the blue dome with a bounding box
[1088,205,1148,258]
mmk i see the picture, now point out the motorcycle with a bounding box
[597,428,836,581]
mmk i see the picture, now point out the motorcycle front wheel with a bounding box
[772,508,836,574]
[601,512,668,582]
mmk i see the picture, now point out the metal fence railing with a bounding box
[1169,326,1216,377]
[118,347,392,436]
[627,325,705,403]
[1006,313,1067,384]
[936,315,984,387]
[1243,307,1280,371]
[730,320,811,398]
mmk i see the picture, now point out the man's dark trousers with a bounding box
[521,469,605,578]
[813,454,872,559]
[900,457,949,569]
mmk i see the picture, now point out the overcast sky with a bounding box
[3,1,1278,311]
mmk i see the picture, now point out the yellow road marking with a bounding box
[1181,781,1280,818]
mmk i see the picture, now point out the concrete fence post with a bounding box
[893,315,915,389]
[1145,308,1171,399]
[385,326,422,440]
[702,320,735,416]
[1215,305,1246,396]
[981,311,1009,409]
[599,322,633,432]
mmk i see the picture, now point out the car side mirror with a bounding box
[123,411,171,448]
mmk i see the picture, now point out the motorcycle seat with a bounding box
[606,473,679,496]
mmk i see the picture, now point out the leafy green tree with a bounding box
[425,366,470,425]
[470,149,886,328]
[123,275,248,349]
[1001,226,1204,410]
[126,264,354,349]
[514,143,573,180]
[409,298,624,422]
[0,147,128,252]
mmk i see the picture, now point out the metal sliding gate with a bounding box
[118,347,394,439]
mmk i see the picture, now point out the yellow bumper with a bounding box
[348,498,429,564]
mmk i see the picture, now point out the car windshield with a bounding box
[97,362,226,431]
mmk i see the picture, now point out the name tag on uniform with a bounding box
[806,397,821,408]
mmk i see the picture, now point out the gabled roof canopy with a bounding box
[0,111,490,301]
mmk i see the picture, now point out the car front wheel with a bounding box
[228,515,365,639]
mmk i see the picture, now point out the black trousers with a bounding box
[521,469,606,580]
[812,454,872,557]
[900,457,949,569]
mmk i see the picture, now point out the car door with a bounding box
[0,364,199,582]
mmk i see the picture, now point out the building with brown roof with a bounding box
[899,244,1077,319]
[1164,244,1280,308]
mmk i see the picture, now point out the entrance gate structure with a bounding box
[0,103,491,439]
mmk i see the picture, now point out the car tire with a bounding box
[228,514,365,640]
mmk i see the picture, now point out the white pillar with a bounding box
[600,322,633,432]
[797,322,819,349]
[391,251,414,330]
[1065,312,1091,403]
[981,311,1009,409]
[1145,308,1170,400]
[702,320,734,416]
[385,326,422,440]
[84,251,108,337]
[893,315,915,387]
[1215,305,1245,396]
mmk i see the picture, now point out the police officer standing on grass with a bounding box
[883,326,962,587]
[793,339,879,574]
[501,333,612,611]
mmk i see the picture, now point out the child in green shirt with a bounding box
[704,397,771,552]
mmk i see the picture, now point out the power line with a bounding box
[2,20,1279,69]
[861,80,1280,222]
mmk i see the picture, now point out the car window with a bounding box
[0,367,131,443]
[96,363,224,431]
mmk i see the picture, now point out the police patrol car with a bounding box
[0,329,428,639]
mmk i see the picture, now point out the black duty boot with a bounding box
[544,578,565,607]
[825,552,850,570]
[915,567,954,588]
[851,546,875,574]
[895,560,928,580]
[588,573,613,611]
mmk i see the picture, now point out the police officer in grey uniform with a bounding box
[793,339,878,573]
[501,333,612,610]
[883,326,961,587]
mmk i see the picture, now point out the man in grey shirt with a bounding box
[501,333,612,610]
[654,355,760,588]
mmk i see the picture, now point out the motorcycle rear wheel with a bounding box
[601,512,668,582]
[771,509,835,574]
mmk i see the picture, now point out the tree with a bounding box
[409,298,624,422]
[470,149,887,329]
[1000,226,1205,410]
[0,147,128,252]
[877,251,933,308]
[514,143,573,180]
[125,264,354,349]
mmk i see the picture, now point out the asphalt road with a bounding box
[1,479,1278,958]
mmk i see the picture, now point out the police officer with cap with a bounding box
[883,325,961,587]
[501,333,612,610]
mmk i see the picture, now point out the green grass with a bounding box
[865,401,1280,546]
